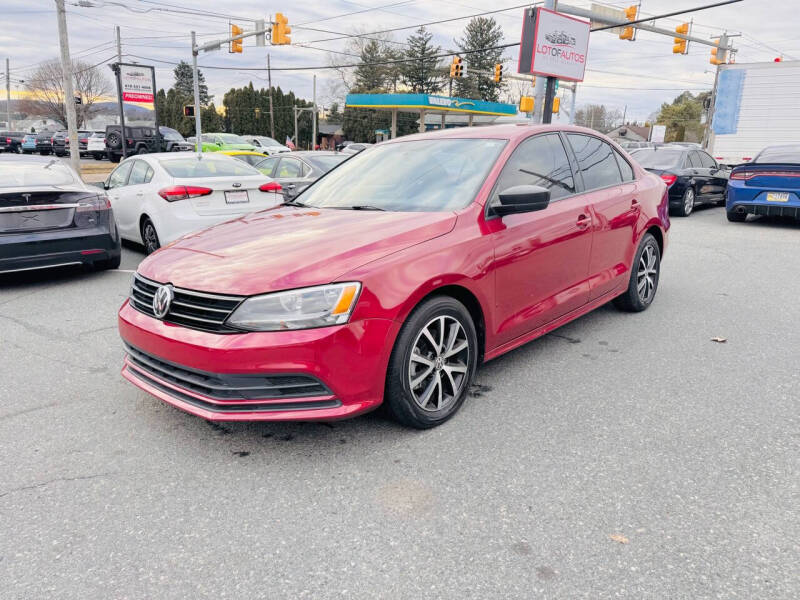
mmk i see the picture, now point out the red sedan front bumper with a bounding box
[118,300,400,421]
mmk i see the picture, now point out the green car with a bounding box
[192,133,258,152]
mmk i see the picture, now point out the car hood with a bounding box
[138,206,457,295]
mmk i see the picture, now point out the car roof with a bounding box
[381,123,611,145]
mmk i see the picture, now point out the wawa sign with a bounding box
[518,7,590,82]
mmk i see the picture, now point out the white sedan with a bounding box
[104,152,282,254]
[87,132,106,159]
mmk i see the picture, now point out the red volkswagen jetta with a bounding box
[119,125,669,428]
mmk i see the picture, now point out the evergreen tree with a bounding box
[328,102,342,123]
[401,27,443,94]
[172,61,211,105]
[453,17,505,101]
[155,89,168,127]
[354,40,388,91]
[202,103,225,132]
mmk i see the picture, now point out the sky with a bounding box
[2,0,799,124]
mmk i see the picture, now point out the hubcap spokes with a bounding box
[685,190,694,213]
[409,315,469,412]
[636,245,658,303]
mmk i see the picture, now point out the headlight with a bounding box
[226,282,361,331]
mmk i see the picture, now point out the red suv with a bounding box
[119,125,669,428]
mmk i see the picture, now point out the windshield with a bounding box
[753,146,800,164]
[218,134,247,144]
[300,138,507,212]
[0,160,77,187]
[160,156,261,178]
[306,154,348,171]
[160,127,184,141]
[632,149,684,169]
[257,137,281,146]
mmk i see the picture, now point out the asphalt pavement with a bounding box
[1,207,798,599]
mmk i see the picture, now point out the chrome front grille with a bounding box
[129,273,245,333]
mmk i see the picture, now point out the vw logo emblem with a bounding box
[152,284,174,319]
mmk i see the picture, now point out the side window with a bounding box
[490,133,575,205]
[277,157,303,178]
[107,160,134,188]
[699,151,717,168]
[613,148,635,181]
[566,134,622,190]
[256,157,278,176]
[300,161,312,177]
[686,152,700,168]
[127,160,151,185]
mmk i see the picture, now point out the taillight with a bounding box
[742,157,752,161]
[127,138,134,146]
[6,137,10,144]
[729,170,750,180]
[259,181,282,192]
[158,185,213,201]
[77,194,112,211]
[660,174,677,187]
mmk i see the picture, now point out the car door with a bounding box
[488,133,593,344]
[273,156,307,198]
[119,159,155,238]
[697,150,727,201]
[685,151,709,198]
[565,134,638,301]
[105,160,135,238]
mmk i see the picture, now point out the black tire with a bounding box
[39,150,51,156]
[140,217,160,255]
[135,146,148,155]
[672,187,695,217]
[613,233,661,313]
[94,254,121,270]
[727,209,747,222]
[384,296,478,429]
[106,131,122,150]
[107,152,121,163]
[93,153,104,160]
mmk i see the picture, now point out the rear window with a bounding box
[753,147,800,164]
[159,156,261,178]
[307,155,348,171]
[632,149,685,169]
[0,161,77,187]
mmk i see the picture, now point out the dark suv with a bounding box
[36,131,54,155]
[104,125,159,162]
[158,126,193,152]
[0,131,26,153]
[52,130,92,157]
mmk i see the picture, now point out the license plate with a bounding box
[224,190,249,204]
[766,192,789,203]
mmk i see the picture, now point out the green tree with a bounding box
[155,89,168,127]
[328,102,342,123]
[202,103,225,132]
[354,40,389,91]
[656,91,709,142]
[454,17,505,101]
[401,26,444,94]
[172,61,211,106]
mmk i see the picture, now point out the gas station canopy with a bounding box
[345,93,518,139]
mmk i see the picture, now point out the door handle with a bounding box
[576,214,591,229]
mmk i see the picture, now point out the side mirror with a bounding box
[493,185,551,217]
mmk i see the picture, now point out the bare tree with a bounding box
[23,59,111,128]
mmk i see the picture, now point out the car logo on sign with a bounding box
[152,284,174,319]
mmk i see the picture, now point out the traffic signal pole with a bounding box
[191,31,203,157]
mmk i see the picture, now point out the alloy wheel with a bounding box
[408,315,470,412]
[684,188,694,215]
[143,222,159,254]
[637,244,658,304]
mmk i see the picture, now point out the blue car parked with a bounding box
[727,145,800,222]
[21,134,37,154]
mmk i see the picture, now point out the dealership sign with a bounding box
[120,64,155,103]
[518,8,590,82]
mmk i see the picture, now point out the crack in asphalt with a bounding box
[0,473,115,499]
[0,312,70,341]
[0,401,61,422]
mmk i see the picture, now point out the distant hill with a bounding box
[0,99,153,119]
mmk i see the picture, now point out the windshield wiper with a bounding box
[347,205,385,211]
[281,200,307,207]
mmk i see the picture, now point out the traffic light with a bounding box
[493,63,503,83]
[449,56,463,78]
[619,5,637,41]
[520,96,534,113]
[230,24,243,53]
[272,13,291,45]
[183,105,195,117]
[709,38,727,65]
[552,97,560,114]
[673,23,689,54]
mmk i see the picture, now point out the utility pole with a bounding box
[267,54,275,139]
[115,25,122,63]
[293,106,298,149]
[191,31,203,157]
[569,84,577,125]
[5,58,10,130]
[311,75,317,151]
[533,0,557,123]
[55,0,80,173]
[621,104,627,126]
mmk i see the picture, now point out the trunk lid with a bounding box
[173,175,282,217]
[0,190,95,233]
[733,163,800,189]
